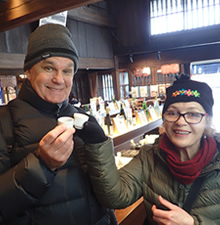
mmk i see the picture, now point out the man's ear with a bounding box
[25,70,31,79]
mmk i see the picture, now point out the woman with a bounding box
[81,74,220,225]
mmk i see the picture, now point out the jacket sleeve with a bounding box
[85,138,143,209]
[192,214,216,225]
[0,134,56,221]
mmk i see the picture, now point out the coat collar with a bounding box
[18,79,69,116]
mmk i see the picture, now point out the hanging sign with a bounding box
[161,64,179,74]
[134,68,143,77]
[134,67,151,77]
[170,64,179,73]
[39,11,68,26]
[142,67,151,76]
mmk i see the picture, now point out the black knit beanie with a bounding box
[24,23,79,74]
[162,74,214,116]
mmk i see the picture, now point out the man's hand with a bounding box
[38,125,75,171]
[76,114,107,144]
[152,196,195,225]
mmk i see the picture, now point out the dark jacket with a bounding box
[85,136,220,225]
[0,79,114,225]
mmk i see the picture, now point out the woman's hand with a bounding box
[38,125,75,171]
[152,196,195,225]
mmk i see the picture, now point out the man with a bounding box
[0,23,116,225]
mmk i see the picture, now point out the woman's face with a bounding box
[163,102,207,154]
[26,57,74,104]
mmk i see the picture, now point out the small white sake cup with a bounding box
[57,116,74,129]
[73,113,89,129]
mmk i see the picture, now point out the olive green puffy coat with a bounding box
[85,136,220,225]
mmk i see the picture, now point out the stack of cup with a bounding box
[58,113,89,130]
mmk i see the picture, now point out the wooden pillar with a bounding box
[183,63,191,75]
[128,69,133,90]
[151,67,158,85]
[113,56,120,100]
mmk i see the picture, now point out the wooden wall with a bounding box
[1,0,220,101]
[0,19,114,71]
[0,2,115,103]
[108,0,149,55]
[71,70,91,104]
[108,0,220,72]
[67,18,113,60]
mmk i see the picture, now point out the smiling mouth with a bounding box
[47,86,63,91]
[174,130,191,135]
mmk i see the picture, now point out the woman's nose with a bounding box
[175,114,187,124]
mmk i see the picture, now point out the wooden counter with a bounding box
[115,197,146,225]
[113,118,162,152]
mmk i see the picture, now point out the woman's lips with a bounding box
[173,129,191,135]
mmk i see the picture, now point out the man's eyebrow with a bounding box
[42,60,55,65]
[42,60,74,68]
[66,63,74,68]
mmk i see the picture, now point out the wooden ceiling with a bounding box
[0,0,103,32]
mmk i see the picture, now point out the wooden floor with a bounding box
[114,197,147,225]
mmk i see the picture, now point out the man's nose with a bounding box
[52,71,64,83]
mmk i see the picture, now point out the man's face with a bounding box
[26,57,74,104]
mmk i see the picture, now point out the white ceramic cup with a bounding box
[73,113,89,129]
[57,116,74,129]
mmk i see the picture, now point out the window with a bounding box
[150,0,220,35]
[97,73,114,101]
[119,72,129,98]
[190,59,220,132]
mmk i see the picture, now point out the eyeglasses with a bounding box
[163,111,208,124]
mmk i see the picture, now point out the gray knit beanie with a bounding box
[24,23,79,74]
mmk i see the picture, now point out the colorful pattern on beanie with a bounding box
[172,89,200,97]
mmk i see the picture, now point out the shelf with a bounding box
[112,118,162,152]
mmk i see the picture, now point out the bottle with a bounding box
[112,95,116,104]
[120,102,127,120]
[130,101,136,125]
[130,139,135,149]
[154,96,161,118]
[104,107,113,135]
[116,151,123,169]
[142,99,147,111]
[0,81,3,105]
[112,95,118,109]
[142,99,150,121]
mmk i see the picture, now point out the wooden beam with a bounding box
[0,53,25,69]
[0,0,103,32]
[0,53,114,74]
[68,6,113,27]
[79,57,114,69]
